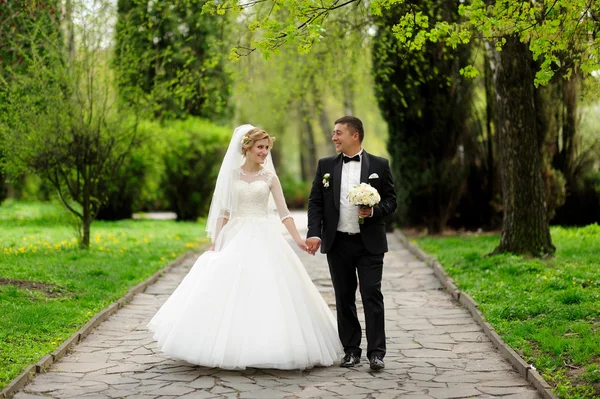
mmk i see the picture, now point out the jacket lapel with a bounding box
[360,150,370,183]
[333,154,343,211]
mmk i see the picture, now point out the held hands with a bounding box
[305,237,321,256]
[295,238,309,253]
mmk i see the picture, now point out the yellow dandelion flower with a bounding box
[71,238,77,242]
[160,257,165,261]
[87,311,92,315]
[51,342,56,345]
[171,253,176,257]
[99,247,104,251]
[57,337,63,341]
[22,237,27,241]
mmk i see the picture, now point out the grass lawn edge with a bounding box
[0,249,202,399]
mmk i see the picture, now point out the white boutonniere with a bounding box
[322,173,331,188]
[368,173,379,179]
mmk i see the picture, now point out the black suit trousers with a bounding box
[326,231,386,359]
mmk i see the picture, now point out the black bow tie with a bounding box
[343,154,360,163]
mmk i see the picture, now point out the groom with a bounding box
[306,116,396,371]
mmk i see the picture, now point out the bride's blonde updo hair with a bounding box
[241,127,276,156]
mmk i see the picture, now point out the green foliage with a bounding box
[114,0,232,121]
[230,3,387,180]
[0,200,208,390]
[95,125,167,220]
[373,0,474,233]
[206,0,600,87]
[153,118,231,220]
[279,173,311,209]
[0,0,145,247]
[416,224,600,398]
[377,0,600,86]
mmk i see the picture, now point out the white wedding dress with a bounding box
[148,168,344,370]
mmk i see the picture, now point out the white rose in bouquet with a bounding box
[347,183,381,224]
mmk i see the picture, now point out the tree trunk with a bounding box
[64,0,75,60]
[81,175,91,249]
[298,101,317,181]
[484,44,496,204]
[343,82,354,116]
[492,35,555,257]
[318,98,336,156]
[560,72,579,183]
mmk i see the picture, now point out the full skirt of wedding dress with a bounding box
[147,217,344,370]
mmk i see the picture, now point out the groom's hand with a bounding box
[306,238,321,256]
[358,206,373,219]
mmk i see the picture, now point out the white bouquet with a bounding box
[347,183,381,224]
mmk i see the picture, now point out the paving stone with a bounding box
[178,392,220,399]
[53,362,119,373]
[13,394,51,399]
[145,384,195,396]
[428,387,481,399]
[6,212,541,399]
[24,382,66,393]
[402,349,458,358]
[185,376,216,389]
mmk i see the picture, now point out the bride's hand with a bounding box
[295,239,309,253]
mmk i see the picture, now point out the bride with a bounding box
[147,125,344,370]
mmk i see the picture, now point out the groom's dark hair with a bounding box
[335,116,364,142]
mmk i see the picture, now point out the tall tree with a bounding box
[372,0,473,233]
[0,0,63,201]
[491,35,554,254]
[206,0,600,256]
[389,0,599,255]
[0,0,142,248]
[114,0,232,121]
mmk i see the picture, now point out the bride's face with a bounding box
[248,138,270,164]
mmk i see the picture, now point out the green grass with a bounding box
[0,200,208,390]
[416,225,600,398]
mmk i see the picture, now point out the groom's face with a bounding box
[332,123,359,154]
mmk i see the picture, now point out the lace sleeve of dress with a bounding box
[219,209,231,220]
[269,174,292,222]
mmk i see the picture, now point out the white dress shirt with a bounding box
[337,149,364,234]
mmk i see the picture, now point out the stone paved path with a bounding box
[14,211,540,399]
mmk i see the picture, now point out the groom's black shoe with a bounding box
[340,353,360,367]
[369,356,385,371]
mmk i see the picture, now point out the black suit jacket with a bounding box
[307,150,397,254]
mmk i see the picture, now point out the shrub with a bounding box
[161,119,231,221]
[279,173,311,209]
